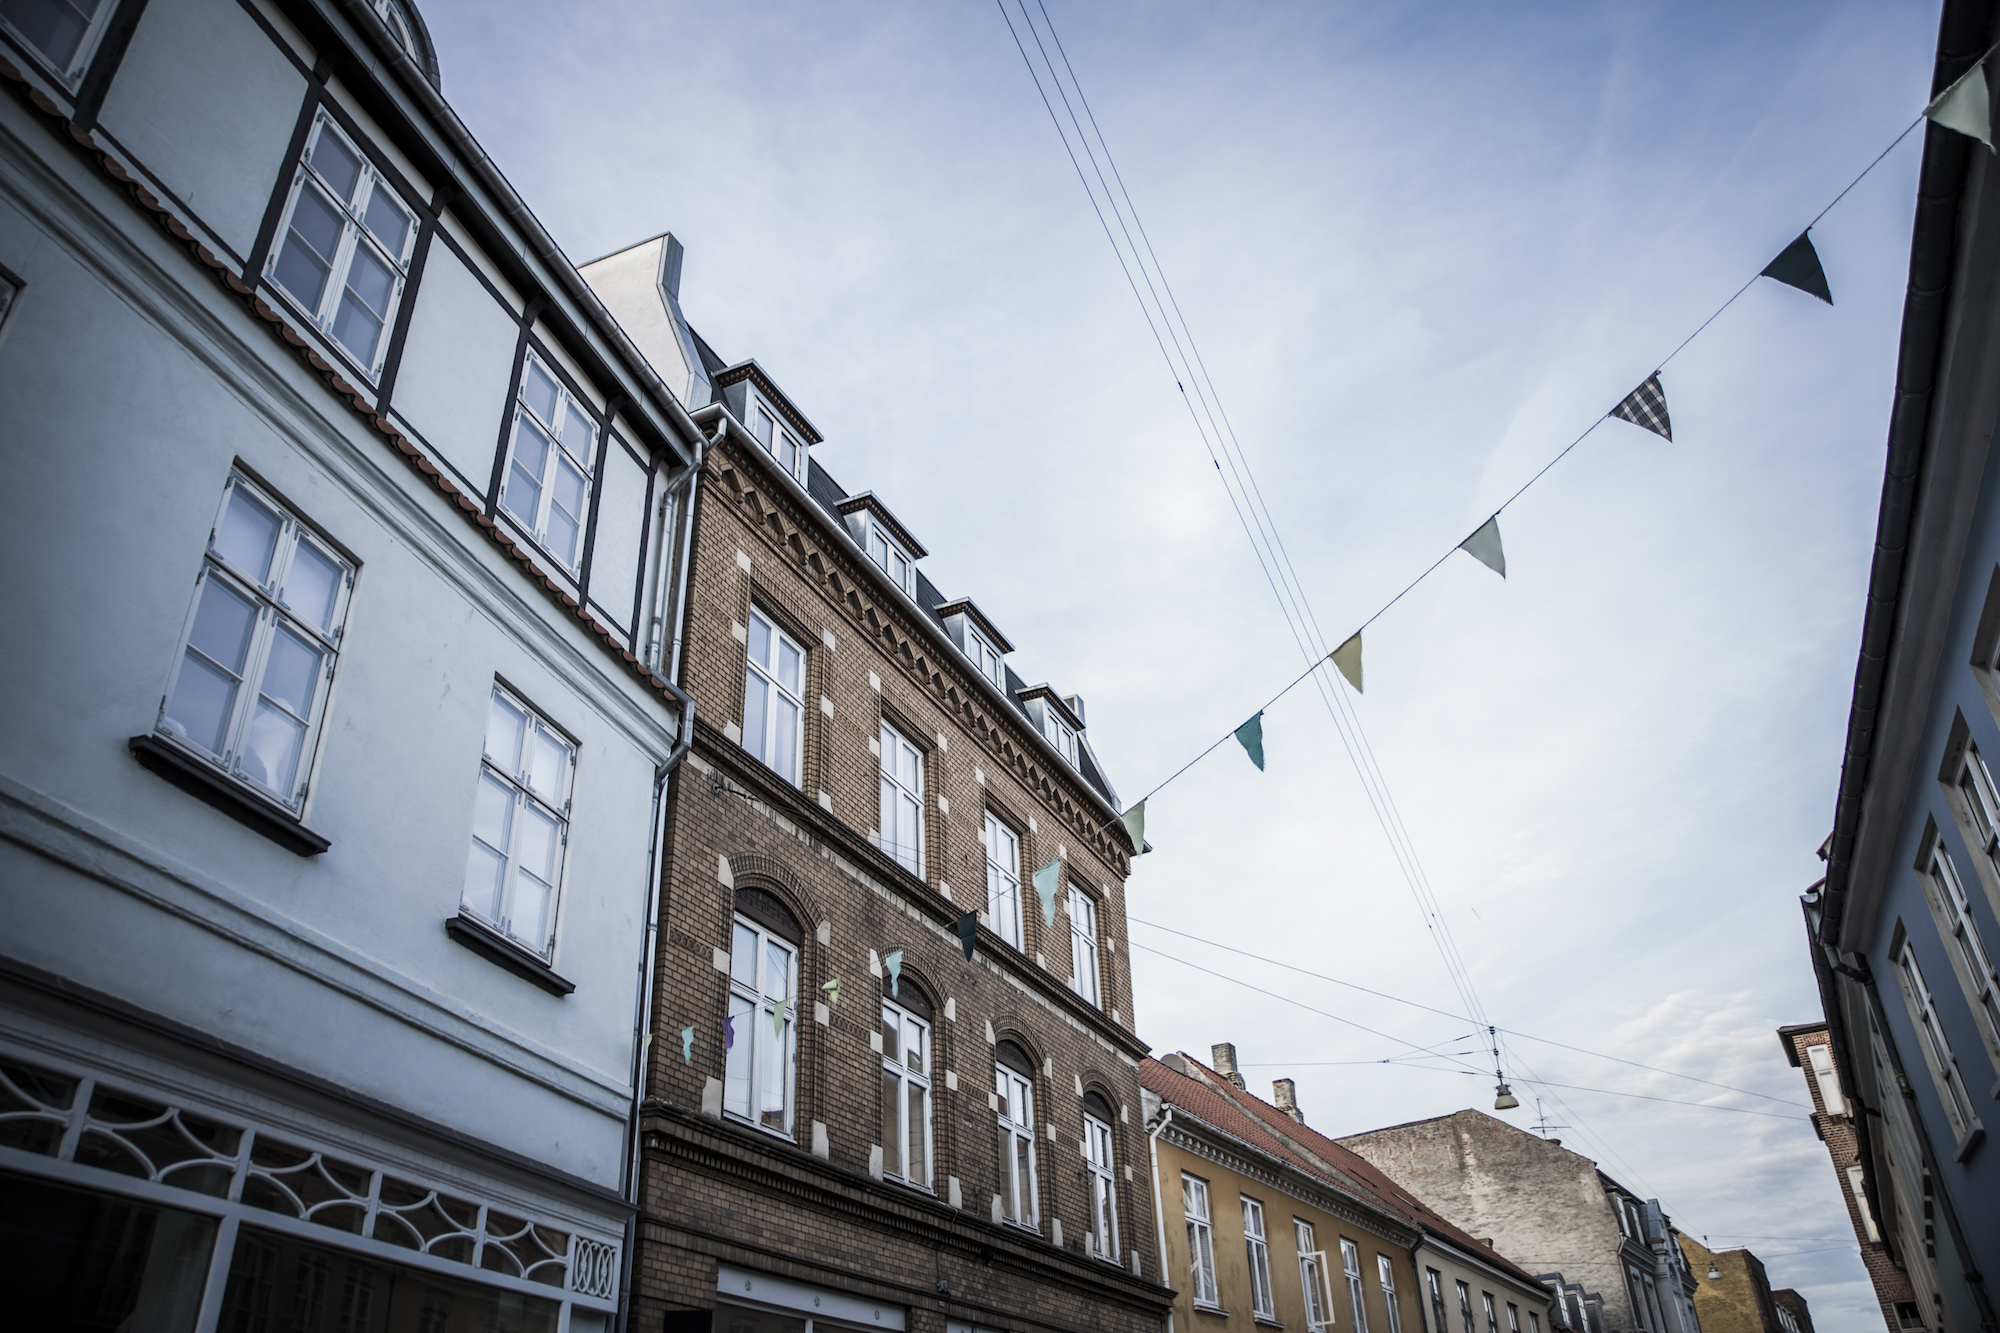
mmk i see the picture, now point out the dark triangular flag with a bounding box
[1234,713,1265,770]
[1761,231,1832,305]
[954,911,979,962]
[1609,374,1672,441]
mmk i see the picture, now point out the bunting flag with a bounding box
[1331,633,1363,693]
[1459,515,1506,578]
[1760,231,1833,305]
[1234,712,1265,770]
[1120,800,1147,855]
[884,949,905,998]
[821,977,841,1006]
[1927,58,1993,150]
[1033,859,1061,925]
[723,1015,736,1051]
[681,1026,695,1063]
[954,911,979,961]
[1609,374,1672,441]
[773,1001,788,1040]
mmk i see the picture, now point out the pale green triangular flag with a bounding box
[1928,59,1993,150]
[821,977,840,1005]
[884,949,904,998]
[772,1001,788,1040]
[681,1025,695,1063]
[1234,713,1265,770]
[1033,858,1061,925]
[1330,633,1363,693]
[1459,515,1506,578]
[1120,801,1147,855]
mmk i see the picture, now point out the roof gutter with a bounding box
[1820,4,1989,943]
[329,0,707,469]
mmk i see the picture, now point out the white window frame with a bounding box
[1,0,117,86]
[1529,1316,1541,1333]
[460,684,575,960]
[1379,1254,1402,1333]
[880,994,933,1189]
[861,519,915,596]
[1845,1166,1881,1242]
[1045,709,1079,768]
[1923,842,2000,1070]
[965,623,1006,689]
[995,1060,1039,1229]
[984,812,1023,949]
[369,0,419,57]
[1243,1196,1275,1318]
[1297,1221,1330,1331]
[1805,1042,1849,1116]
[726,913,798,1137]
[1483,1291,1500,1333]
[1084,1108,1119,1262]
[499,351,599,573]
[743,608,806,786]
[1344,1239,1370,1333]
[879,720,925,877]
[156,472,353,812]
[1069,885,1102,1006]
[1507,1303,1521,1333]
[1954,742,2000,873]
[750,400,805,479]
[1895,941,1980,1144]
[1458,1281,1477,1333]
[1182,1173,1219,1309]
[265,111,416,380]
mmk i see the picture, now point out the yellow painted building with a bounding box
[1143,1052,1559,1333]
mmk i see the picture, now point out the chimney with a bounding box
[1065,694,1087,726]
[1272,1079,1306,1124]
[661,234,686,300]
[1211,1044,1247,1090]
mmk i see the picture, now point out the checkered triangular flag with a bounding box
[1609,374,1672,441]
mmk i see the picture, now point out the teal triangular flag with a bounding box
[1234,713,1265,770]
[1033,859,1060,925]
[681,1025,694,1063]
[1760,231,1832,305]
[1927,59,1993,150]
[954,911,979,961]
[1120,800,1146,855]
[1459,515,1506,577]
[772,1001,788,1040]
[884,949,904,998]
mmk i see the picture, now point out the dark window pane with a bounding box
[308,129,363,202]
[0,1170,216,1333]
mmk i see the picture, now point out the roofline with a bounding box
[714,359,824,444]
[1775,1020,1828,1068]
[836,491,929,559]
[1018,684,1085,732]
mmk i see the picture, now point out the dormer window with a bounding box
[866,522,913,594]
[937,599,1012,692]
[370,0,419,56]
[1044,711,1078,767]
[1018,686,1084,772]
[965,624,1005,689]
[751,402,803,479]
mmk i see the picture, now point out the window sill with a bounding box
[445,913,574,995]
[721,1110,798,1145]
[1192,1304,1231,1318]
[1952,1122,1984,1163]
[1253,1318,1286,1329]
[129,734,330,856]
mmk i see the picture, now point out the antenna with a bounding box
[1530,1098,1569,1139]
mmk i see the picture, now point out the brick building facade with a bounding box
[621,328,1168,1333]
[1775,1023,1927,1333]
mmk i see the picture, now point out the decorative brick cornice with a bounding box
[709,439,1130,875]
[0,59,688,715]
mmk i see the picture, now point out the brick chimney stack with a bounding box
[1211,1043,1247,1090]
[1272,1078,1305,1123]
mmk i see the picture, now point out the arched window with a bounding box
[994,1039,1038,1228]
[1082,1090,1118,1261]
[726,889,800,1135]
[880,975,933,1189]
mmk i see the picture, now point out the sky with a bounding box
[419,2,1944,1326]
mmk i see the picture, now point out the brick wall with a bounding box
[632,430,1166,1333]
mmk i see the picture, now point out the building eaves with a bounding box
[1775,1021,1828,1067]
[836,492,929,559]
[713,359,824,444]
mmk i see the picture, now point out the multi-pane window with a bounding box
[1805,1042,1848,1116]
[461,686,573,959]
[751,403,803,479]
[1379,1255,1402,1333]
[1344,1240,1370,1333]
[1426,1270,1449,1333]
[269,113,415,376]
[1457,1281,1476,1333]
[965,624,1005,689]
[1298,1221,1328,1330]
[1507,1303,1521,1333]
[1084,1101,1119,1261]
[880,989,932,1189]
[1483,1292,1500,1333]
[1923,843,2000,1066]
[158,473,352,810]
[995,1050,1038,1228]
[501,354,598,572]
[1182,1174,1219,1307]
[865,522,914,595]
[1,0,113,83]
[1045,709,1079,768]
[1528,1316,1541,1333]
[1069,886,1101,1006]
[879,721,924,876]
[1243,1197,1275,1318]
[1896,942,1977,1139]
[1955,744,2000,873]
[726,912,797,1135]
[984,812,1023,949]
[743,609,804,785]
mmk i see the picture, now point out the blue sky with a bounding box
[421,2,1944,1324]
